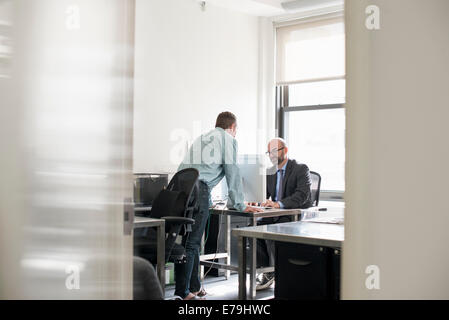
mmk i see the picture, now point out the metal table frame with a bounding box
[199,208,307,291]
[232,220,344,300]
[133,216,165,296]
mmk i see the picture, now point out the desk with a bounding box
[133,216,165,295]
[232,209,344,300]
[200,207,305,287]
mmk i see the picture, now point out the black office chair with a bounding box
[134,168,199,269]
[133,256,163,300]
[310,171,321,206]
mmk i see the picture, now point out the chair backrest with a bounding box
[168,168,200,235]
[310,171,321,206]
[142,168,199,263]
[167,168,199,199]
[149,168,199,220]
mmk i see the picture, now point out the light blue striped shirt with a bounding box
[177,127,246,212]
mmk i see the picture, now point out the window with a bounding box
[275,14,345,194]
[285,108,345,191]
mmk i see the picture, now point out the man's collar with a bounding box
[215,127,234,139]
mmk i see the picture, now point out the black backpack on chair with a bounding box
[150,189,187,220]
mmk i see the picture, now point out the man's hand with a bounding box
[261,199,281,208]
[244,206,264,213]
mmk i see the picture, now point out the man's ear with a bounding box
[225,124,236,137]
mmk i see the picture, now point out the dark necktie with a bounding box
[277,169,284,201]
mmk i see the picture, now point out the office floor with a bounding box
[165,273,274,300]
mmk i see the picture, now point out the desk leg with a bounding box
[248,217,257,300]
[248,237,257,300]
[157,223,165,296]
[225,215,231,280]
[238,235,246,300]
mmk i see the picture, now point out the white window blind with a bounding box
[276,16,345,85]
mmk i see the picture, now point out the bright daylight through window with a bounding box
[276,15,345,192]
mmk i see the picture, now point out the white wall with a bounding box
[134,0,265,173]
[343,0,449,299]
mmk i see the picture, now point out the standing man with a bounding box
[256,137,313,290]
[175,111,262,300]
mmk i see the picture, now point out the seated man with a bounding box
[256,138,313,290]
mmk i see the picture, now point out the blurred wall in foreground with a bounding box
[344,0,449,299]
[0,0,22,298]
[0,0,135,299]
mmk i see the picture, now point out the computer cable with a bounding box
[202,210,223,280]
[201,197,227,283]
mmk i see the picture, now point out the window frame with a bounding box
[276,85,345,201]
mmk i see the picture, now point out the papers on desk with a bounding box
[300,205,344,224]
[304,217,344,225]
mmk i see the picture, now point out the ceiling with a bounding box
[201,0,344,17]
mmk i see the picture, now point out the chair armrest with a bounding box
[161,216,195,225]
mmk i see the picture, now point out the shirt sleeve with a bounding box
[278,201,285,209]
[223,138,246,212]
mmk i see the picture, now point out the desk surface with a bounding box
[232,220,344,248]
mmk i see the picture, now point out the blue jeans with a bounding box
[174,181,210,298]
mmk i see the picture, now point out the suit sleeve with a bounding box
[280,164,312,209]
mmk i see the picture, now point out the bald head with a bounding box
[267,138,288,168]
[267,138,287,150]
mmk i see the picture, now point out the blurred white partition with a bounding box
[344,0,449,299]
[0,0,135,299]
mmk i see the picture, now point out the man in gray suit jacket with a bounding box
[256,138,313,290]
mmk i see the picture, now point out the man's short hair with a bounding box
[215,111,237,130]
